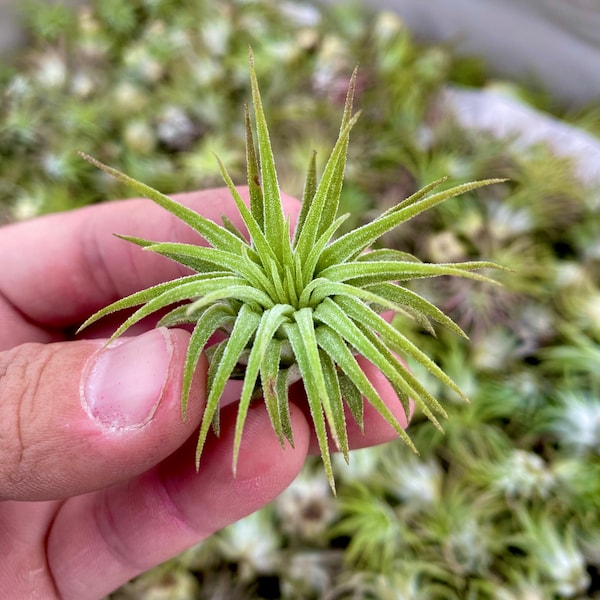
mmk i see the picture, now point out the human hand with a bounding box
[0,188,409,599]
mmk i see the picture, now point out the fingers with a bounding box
[0,187,301,335]
[46,400,310,600]
[0,328,205,501]
[0,327,409,502]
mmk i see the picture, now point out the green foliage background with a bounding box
[2,0,600,597]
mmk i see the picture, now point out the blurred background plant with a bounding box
[2,0,600,597]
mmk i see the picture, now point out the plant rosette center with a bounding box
[78,54,504,492]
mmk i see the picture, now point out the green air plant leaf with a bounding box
[78,55,505,493]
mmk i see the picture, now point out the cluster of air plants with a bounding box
[0,0,449,223]
[4,0,600,598]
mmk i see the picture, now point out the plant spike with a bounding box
[293,149,318,248]
[245,103,264,231]
[248,48,285,256]
[315,65,358,241]
[79,56,505,493]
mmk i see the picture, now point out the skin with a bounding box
[0,187,409,599]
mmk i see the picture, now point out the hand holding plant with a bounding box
[0,184,410,599]
[0,56,502,598]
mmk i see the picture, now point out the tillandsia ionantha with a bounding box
[78,54,504,492]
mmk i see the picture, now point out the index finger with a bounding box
[0,187,301,331]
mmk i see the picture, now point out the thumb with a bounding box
[0,327,205,501]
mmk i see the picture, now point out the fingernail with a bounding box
[82,328,172,429]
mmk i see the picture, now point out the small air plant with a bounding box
[78,54,503,491]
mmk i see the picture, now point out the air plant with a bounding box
[78,54,502,491]
[514,513,590,597]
